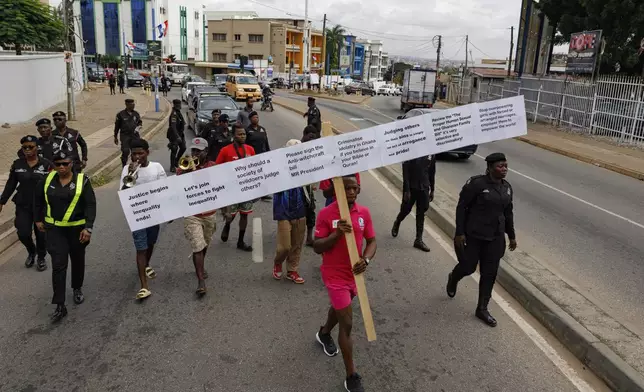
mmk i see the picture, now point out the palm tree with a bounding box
[325,24,346,72]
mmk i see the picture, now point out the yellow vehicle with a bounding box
[226,73,262,101]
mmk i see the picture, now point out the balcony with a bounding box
[311,46,321,53]
[286,44,301,52]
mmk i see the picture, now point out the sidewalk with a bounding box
[273,96,361,134]
[0,85,171,251]
[291,90,371,105]
[518,123,644,180]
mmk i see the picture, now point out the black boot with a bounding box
[475,295,497,327]
[51,304,67,323]
[36,256,47,271]
[413,238,430,252]
[391,220,401,238]
[446,272,459,298]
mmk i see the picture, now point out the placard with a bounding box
[118,95,528,231]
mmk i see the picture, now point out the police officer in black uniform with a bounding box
[391,154,436,252]
[446,152,517,327]
[34,145,97,323]
[205,114,232,162]
[1,135,53,271]
[52,111,88,173]
[167,99,186,172]
[114,98,142,168]
[303,96,321,133]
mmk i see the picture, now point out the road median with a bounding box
[290,90,372,105]
[274,96,644,392]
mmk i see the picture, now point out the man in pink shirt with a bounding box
[313,174,377,392]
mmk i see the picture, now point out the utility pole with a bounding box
[152,0,159,112]
[75,16,89,90]
[464,35,469,76]
[321,13,326,91]
[303,0,310,75]
[508,26,514,77]
[119,4,128,89]
[435,35,442,101]
[62,0,75,120]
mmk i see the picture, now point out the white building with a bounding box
[72,0,205,65]
[357,39,389,81]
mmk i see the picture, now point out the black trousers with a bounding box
[305,194,316,229]
[15,206,46,258]
[169,138,186,169]
[119,85,125,94]
[109,85,115,95]
[47,226,88,305]
[451,236,506,305]
[120,135,133,167]
[395,188,430,238]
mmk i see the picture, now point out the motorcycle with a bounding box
[260,94,274,112]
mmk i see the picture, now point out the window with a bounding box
[195,47,199,56]
[248,34,264,43]
[212,33,226,41]
[248,54,263,60]
[103,3,120,55]
[194,11,199,20]
[159,6,166,14]
[130,0,146,44]
[212,53,227,62]
[234,34,241,41]
[195,29,199,38]
[80,0,96,55]
[234,53,241,60]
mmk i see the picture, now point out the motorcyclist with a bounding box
[261,85,274,109]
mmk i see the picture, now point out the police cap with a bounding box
[308,96,316,102]
[35,118,51,126]
[52,150,70,161]
[249,111,258,119]
[172,99,181,105]
[52,111,66,117]
[21,135,38,144]
[125,98,135,103]
[485,152,506,164]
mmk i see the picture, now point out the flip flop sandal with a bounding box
[196,286,207,296]
[145,267,157,279]
[136,288,152,300]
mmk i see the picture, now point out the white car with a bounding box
[182,81,207,103]
[377,84,394,96]
[392,86,402,96]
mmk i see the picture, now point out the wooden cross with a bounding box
[321,122,377,342]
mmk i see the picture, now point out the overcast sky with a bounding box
[212,0,524,61]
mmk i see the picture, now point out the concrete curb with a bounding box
[275,98,644,391]
[516,136,644,181]
[0,98,172,256]
[290,91,371,105]
[376,164,644,392]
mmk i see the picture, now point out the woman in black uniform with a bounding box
[446,152,517,327]
[0,136,53,271]
[34,147,96,323]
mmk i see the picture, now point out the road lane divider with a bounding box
[252,217,263,263]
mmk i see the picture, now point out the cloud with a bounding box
[207,0,522,60]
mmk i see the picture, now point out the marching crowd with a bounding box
[1,92,517,392]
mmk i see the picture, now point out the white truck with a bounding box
[400,68,437,112]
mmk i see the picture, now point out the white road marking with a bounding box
[368,168,598,392]
[354,105,644,231]
[252,217,263,263]
[349,118,366,121]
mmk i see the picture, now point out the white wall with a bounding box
[1,54,84,124]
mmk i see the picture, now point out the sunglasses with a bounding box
[54,161,71,167]
[21,145,36,150]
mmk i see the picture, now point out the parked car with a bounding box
[182,81,207,103]
[345,82,376,96]
[181,74,205,87]
[210,74,228,92]
[377,84,395,96]
[397,108,478,159]
[86,63,106,82]
[187,95,240,136]
[126,70,144,87]
[392,86,402,96]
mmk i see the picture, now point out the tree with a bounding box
[325,24,345,71]
[99,54,119,69]
[384,62,413,83]
[537,0,644,74]
[55,0,75,52]
[167,54,177,63]
[0,0,64,55]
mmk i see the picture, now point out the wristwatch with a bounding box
[364,257,371,266]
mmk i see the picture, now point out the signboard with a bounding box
[566,30,602,74]
[64,51,73,63]
[147,40,162,64]
[118,95,528,231]
[132,42,148,59]
[340,55,351,67]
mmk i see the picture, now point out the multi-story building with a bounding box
[338,35,366,79]
[358,39,389,81]
[207,18,323,74]
[73,0,205,65]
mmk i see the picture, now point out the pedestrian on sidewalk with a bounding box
[177,138,217,296]
[34,144,96,323]
[167,99,186,173]
[313,174,376,392]
[52,111,88,173]
[245,111,271,201]
[236,97,255,129]
[390,155,436,252]
[114,98,142,168]
[272,139,307,284]
[117,71,125,94]
[120,138,166,300]
[301,125,320,246]
[446,152,518,328]
[160,74,168,97]
[1,135,53,271]
[303,97,321,134]
[215,124,255,251]
[108,74,116,95]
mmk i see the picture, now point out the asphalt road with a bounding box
[281,93,644,334]
[0,90,606,392]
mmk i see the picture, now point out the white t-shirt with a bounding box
[120,161,166,187]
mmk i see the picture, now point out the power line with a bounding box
[468,39,495,59]
[442,37,466,61]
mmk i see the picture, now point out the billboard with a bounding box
[340,55,351,67]
[147,40,162,64]
[132,43,147,59]
[566,30,602,74]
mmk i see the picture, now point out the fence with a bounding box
[447,74,644,146]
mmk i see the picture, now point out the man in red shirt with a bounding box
[177,138,218,295]
[313,174,377,392]
[319,172,361,207]
[215,124,256,251]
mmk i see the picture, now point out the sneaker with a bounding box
[25,253,35,268]
[316,327,339,357]
[36,257,47,272]
[73,289,84,305]
[286,271,305,284]
[344,373,365,392]
[273,264,283,280]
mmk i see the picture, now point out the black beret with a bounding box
[35,118,51,126]
[125,98,135,103]
[52,111,66,117]
[485,152,506,164]
[172,99,181,105]
[21,135,38,144]
[218,114,229,122]
[308,96,315,101]
[249,111,258,118]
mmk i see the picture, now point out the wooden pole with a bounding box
[321,122,377,342]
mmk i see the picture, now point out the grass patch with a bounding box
[90,174,112,188]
